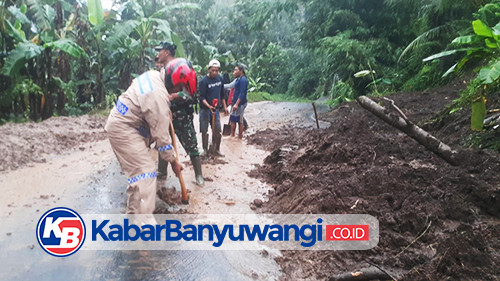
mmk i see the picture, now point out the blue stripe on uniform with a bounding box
[128,172,157,184]
[158,144,173,152]
[116,99,129,115]
[137,72,154,95]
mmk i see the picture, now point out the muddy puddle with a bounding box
[0,101,321,280]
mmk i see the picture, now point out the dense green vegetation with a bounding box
[1,0,500,125]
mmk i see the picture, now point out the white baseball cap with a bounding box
[208,59,220,69]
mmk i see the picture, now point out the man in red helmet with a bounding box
[154,42,205,186]
[104,60,196,214]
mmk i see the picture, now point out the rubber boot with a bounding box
[201,133,209,156]
[191,156,205,186]
[214,133,224,157]
[158,156,168,178]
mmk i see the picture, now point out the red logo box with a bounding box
[326,225,369,241]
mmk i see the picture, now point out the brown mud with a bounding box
[0,115,107,171]
[0,102,322,280]
[248,83,500,280]
[1,88,498,280]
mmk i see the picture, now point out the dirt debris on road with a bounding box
[0,115,107,171]
[0,91,498,280]
[248,86,500,280]
[0,104,290,280]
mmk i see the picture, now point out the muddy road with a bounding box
[2,91,499,280]
[0,101,328,281]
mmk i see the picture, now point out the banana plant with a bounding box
[1,0,87,119]
[248,76,269,93]
[1,1,87,77]
[423,20,500,81]
[103,0,199,89]
[87,0,105,104]
[423,19,500,131]
[107,1,199,66]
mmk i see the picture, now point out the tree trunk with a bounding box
[1,0,16,52]
[357,96,460,166]
[56,52,70,115]
[77,55,91,104]
[94,41,104,105]
[27,62,39,120]
[54,2,68,115]
[40,49,54,120]
[75,6,91,105]
[118,62,132,90]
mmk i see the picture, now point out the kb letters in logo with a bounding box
[36,207,86,257]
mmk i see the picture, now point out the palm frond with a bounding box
[106,20,140,48]
[27,0,54,31]
[44,39,87,58]
[1,42,43,76]
[151,18,171,42]
[398,24,452,62]
[7,6,30,25]
[87,0,104,26]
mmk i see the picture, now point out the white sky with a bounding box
[101,0,113,11]
[82,0,114,11]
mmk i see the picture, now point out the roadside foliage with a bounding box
[0,0,499,137]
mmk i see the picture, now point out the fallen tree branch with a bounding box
[330,266,397,281]
[383,97,410,123]
[357,96,460,166]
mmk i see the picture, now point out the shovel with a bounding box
[222,116,231,136]
[208,99,218,154]
[169,120,189,204]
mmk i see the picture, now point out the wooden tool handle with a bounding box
[169,120,189,204]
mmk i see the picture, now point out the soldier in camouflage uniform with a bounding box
[172,107,199,158]
[155,42,204,186]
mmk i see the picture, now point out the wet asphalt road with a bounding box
[0,101,329,280]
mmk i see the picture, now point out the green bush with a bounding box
[286,49,323,97]
[403,60,448,91]
[474,2,500,27]
[327,81,355,107]
[105,93,118,109]
[253,43,291,94]
[66,102,93,117]
[247,91,272,102]
[0,113,29,125]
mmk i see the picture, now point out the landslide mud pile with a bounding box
[248,89,500,280]
[0,115,107,171]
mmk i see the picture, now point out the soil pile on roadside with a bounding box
[0,115,107,171]
[248,85,500,280]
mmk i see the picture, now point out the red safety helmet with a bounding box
[165,58,197,96]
